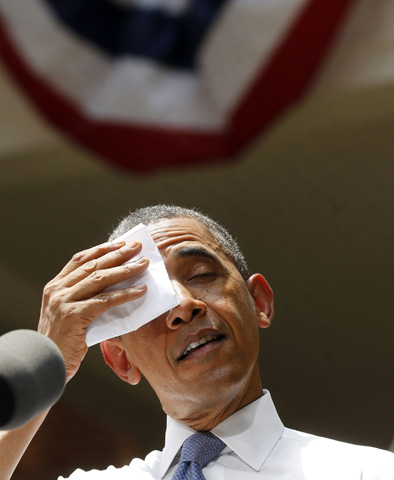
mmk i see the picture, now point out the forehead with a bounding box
[147,217,223,259]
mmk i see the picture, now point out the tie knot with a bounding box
[180,432,226,468]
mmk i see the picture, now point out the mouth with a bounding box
[179,334,224,361]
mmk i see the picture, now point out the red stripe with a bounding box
[0,0,358,171]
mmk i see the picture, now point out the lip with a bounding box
[176,327,224,361]
[180,337,224,361]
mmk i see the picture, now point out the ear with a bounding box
[246,274,274,329]
[100,338,142,386]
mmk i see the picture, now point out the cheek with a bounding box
[127,319,173,378]
[208,286,259,333]
[223,292,260,343]
[126,326,161,367]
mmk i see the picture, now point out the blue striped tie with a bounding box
[172,432,226,480]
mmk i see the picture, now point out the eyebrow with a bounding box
[174,246,220,264]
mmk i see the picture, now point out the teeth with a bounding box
[183,335,217,356]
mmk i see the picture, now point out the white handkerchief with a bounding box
[86,224,179,347]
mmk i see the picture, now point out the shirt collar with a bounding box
[158,390,284,478]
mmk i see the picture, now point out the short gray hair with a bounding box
[110,205,250,280]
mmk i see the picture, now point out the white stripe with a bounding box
[110,0,189,14]
[84,58,226,129]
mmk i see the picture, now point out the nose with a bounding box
[166,281,207,330]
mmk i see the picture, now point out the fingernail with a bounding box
[134,283,146,290]
[112,239,125,246]
[126,240,139,249]
[135,257,148,265]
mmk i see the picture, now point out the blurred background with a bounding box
[0,0,393,478]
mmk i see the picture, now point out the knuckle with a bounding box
[84,260,97,272]
[112,248,125,260]
[72,250,86,263]
[90,270,105,282]
[61,303,78,321]
[96,292,110,305]
[43,281,57,298]
[43,283,52,297]
[50,291,65,309]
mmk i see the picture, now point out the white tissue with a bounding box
[85,224,179,346]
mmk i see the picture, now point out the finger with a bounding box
[82,283,148,318]
[63,241,143,288]
[55,239,127,281]
[69,257,150,302]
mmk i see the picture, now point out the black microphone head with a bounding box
[0,329,66,430]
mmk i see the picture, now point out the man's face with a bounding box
[108,217,272,425]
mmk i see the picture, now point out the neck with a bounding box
[163,368,263,431]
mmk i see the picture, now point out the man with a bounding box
[1,205,393,479]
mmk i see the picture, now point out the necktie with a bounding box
[172,432,226,480]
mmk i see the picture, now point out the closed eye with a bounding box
[189,272,217,281]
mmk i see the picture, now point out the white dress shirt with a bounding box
[61,391,394,479]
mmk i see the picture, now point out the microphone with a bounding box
[0,330,66,430]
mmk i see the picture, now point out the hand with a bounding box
[38,240,149,382]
